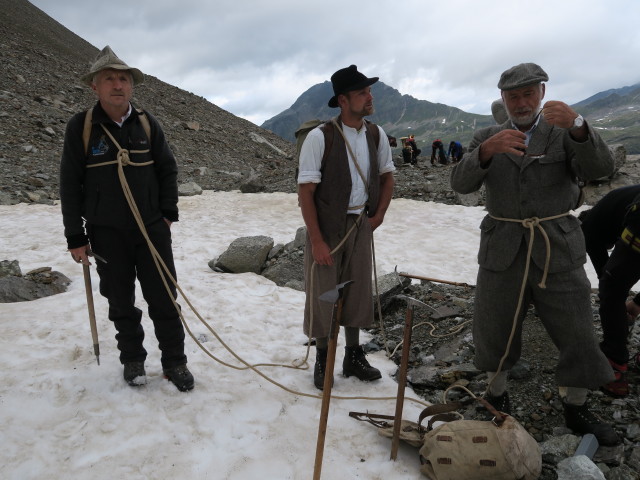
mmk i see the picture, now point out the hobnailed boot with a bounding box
[343,345,382,382]
[563,401,621,446]
[314,348,328,390]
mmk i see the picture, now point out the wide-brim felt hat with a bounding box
[328,65,378,108]
[80,45,144,86]
[497,62,548,91]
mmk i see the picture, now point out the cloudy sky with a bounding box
[31,0,640,126]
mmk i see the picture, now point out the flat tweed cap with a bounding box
[80,45,144,86]
[497,63,548,91]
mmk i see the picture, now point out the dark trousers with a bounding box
[599,239,640,364]
[89,220,186,369]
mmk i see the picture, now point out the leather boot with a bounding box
[314,348,328,390]
[343,345,381,382]
[563,401,621,446]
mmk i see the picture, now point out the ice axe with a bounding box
[82,259,101,365]
[313,280,353,480]
[390,294,428,460]
[394,265,474,288]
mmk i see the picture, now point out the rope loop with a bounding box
[117,148,132,167]
[521,217,540,228]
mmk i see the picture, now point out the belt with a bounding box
[621,227,640,254]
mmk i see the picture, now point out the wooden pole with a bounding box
[398,271,472,288]
[82,264,100,365]
[390,301,414,460]
[313,296,344,480]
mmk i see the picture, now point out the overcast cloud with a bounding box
[30,0,640,126]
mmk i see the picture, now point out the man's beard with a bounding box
[508,106,541,128]
[352,104,374,117]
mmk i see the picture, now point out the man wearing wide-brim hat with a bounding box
[297,65,395,390]
[451,62,620,445]
[59,46,194,392]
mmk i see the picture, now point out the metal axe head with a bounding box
[319,280,354,304]
[395,294,429,310]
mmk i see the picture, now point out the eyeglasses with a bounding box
[524,125,555,160]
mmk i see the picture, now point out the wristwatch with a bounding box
[570,114,584,130]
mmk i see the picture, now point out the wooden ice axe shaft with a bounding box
[313,280,353,480]
[398,271,473,288]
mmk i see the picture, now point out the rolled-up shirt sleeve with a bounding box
[297,127,324,184]
[376,125,395,175]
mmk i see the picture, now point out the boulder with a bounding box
[214,235,274,274]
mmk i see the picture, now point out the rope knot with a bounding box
[117,149,132,166]
[521,217,540,228]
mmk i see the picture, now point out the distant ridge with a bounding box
[262,78,640,154]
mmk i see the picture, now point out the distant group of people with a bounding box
[401,137,463,166]
[61,47,631,449]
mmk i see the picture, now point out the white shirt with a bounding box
[297,121,395,213]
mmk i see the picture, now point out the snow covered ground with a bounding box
[0,191,602,479]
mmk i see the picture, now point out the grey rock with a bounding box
[178,181,203,196]
[0,270,71,302]
[557,455,605,480]
[214,235,274,274]
[0,260,22,277]
[261,253,303,290]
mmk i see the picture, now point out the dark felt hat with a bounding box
[80,45,144,86]
[328,65,378,108]
[497,63,548,91]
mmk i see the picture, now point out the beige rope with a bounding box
[484,211,571,393]
[87,125,154,168]
[96,129,429,407]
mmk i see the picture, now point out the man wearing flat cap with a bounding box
[451,62,620,445]
[59,46,194,392]
[297,65,395,389]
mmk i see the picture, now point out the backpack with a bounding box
[293,118,381,182]
[82,106,151,155]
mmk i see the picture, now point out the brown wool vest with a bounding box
[314,119,380,246]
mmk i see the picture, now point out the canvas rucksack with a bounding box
[82,106,151,155]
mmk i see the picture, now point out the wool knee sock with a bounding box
[486,371,508,396]
[344,326,360,348]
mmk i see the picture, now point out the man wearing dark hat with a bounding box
[451,63,620,445]
[59,46,194,392]
[297,65,395,390]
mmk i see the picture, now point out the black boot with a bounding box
[314,348,328,390]
[343,345,382,382]
[563,401,621,446]
[163,364,195,392]
[123,361,147,387]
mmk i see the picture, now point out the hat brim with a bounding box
[328,77,379,108]
[80,65,145,86]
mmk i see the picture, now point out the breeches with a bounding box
[473,248,613,389]
[303,215,373,338]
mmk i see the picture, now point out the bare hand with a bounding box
[541,101,578,129]
[480,129,527,163]
[69,245,91,266]
[312,240,333,266]
[369,214,383,231]
[626,300,640,324]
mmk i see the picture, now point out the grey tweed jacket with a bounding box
[451,117,614,273]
